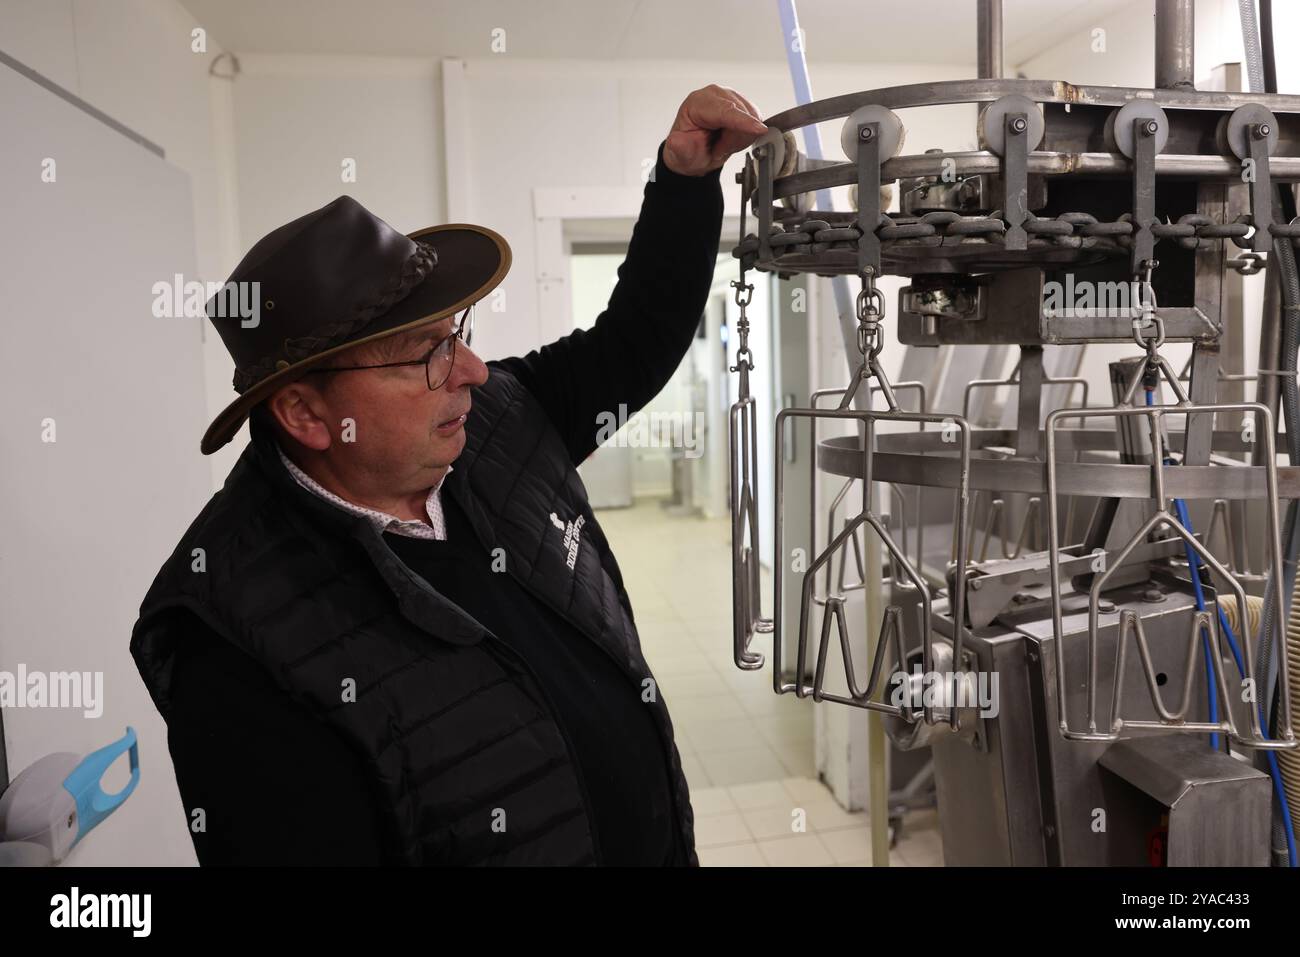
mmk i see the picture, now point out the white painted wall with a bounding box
[1,0,223,866]
[0,0,238,487]
[227,55,445,246]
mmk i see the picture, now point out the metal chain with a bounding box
[730,276,754,374]
[854,266,886,360]
[1128,258,1177,411]
[1131,258,1163,354]
[835,265,904,412]
[734,212,1300,272]
[730,172,756,377]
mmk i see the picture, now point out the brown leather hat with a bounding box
[200,195,510,455]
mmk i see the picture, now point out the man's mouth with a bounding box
[435,409,469,433]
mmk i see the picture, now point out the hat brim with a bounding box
[200,222,511,456]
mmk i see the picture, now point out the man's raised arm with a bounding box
[495,85,766,464]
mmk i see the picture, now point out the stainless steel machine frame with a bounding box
[727,0,1300,866]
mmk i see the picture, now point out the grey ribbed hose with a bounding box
[1260,238,1300,855]
[1240,0,1300,860]
[1239,0,1266,94]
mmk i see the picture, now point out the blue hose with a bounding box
[1145,386,1297,865]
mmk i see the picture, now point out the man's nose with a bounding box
[446,342,489,390]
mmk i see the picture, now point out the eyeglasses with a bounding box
[308,305,474,391]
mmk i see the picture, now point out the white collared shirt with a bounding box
[276,443,450,540]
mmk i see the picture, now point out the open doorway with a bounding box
[563,233,816,804]
[568,241,750,519]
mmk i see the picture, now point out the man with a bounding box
[130,86,767,865]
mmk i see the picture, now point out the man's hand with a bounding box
[663,85,768,177]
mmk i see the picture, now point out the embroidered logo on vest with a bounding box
[550,511,585,570]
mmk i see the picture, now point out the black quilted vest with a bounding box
[130,365,697,865]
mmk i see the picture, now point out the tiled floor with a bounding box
[595,497,943,867]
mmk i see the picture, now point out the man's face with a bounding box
[292,312,489,495]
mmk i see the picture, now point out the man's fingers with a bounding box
[663,85,767,174]
[723,101,767,136]
[683,89,766,134]
[708,131,761,163]
[721,87,764,125]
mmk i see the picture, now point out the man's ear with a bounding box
[265,381,333,452]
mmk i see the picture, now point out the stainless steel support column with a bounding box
[1184,340,1221,466]
[977,0,1004,80]
[1256,264,1283,452]
[1155,0,1196,90]
[1249,256,1283,574]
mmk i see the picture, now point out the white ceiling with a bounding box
[178,0,1135,67]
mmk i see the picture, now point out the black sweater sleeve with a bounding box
[165,613,389,865]
[494,140,724,464]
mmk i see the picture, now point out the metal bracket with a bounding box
[756,146,774,266]
[1131,115,1159,274]
[1246,122,1276,253]
[856,120,882,278]
[1003,112,1029,251]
